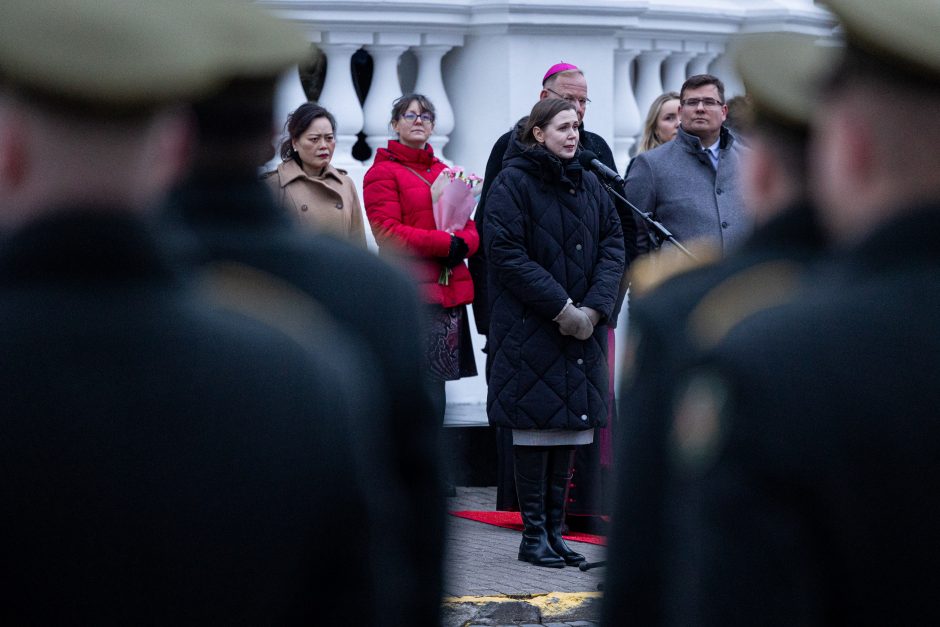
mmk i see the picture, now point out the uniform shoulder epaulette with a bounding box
[260,170,278,181]
[197,260,337,354]
[630,240,720,297]
[686,259,803,350]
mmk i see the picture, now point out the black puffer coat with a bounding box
[483,133,625,431]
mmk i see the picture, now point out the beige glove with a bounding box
[554,301,593,340]
[580,306,601,327]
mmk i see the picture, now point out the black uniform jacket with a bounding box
[602,203,826,627]
[663,205,940,627]
[166,179,443,627]
[0,209,366,625]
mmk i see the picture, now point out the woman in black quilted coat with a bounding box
[483,98,625,568]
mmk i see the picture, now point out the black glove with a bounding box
[444,235,469,268]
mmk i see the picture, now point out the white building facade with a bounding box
[258,0,836,417]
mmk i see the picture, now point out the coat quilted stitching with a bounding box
[484,135,625,430]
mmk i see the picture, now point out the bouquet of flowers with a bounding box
[431,166,483,285]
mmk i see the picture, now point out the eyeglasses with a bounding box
[545,87,591,107]
[400,112,434,123]
[681,98,724,108]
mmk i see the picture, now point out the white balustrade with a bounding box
[634,49,670,124]
[613,48,642,170]
[362,43,409,153]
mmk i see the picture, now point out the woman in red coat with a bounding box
[363,93,479,428]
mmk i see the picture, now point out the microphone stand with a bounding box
[600,179,699,262]
[579,559,606,591]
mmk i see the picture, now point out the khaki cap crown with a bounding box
[825,0,940,81]
[0,0,310,108]
[732,32,840,130]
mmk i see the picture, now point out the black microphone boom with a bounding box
[578,150,624,187]
[578,150,699,261]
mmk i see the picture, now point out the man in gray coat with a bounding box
[625,74,750,257]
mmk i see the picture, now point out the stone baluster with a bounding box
[687,51,718,78]
[362,40,411,153]
[662,51,695,93]
[412,34,463,158]
[634,49,670,125]
[317,36,368,167]
[613,47,642,170]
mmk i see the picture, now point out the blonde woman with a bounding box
[637,91,680,154]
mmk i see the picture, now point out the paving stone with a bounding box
[442,487,606,626]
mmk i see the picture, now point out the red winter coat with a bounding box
[363,140,478,308]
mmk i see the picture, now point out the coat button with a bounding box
[426,168,431,173]
[335,202,343,209]
[716,188,723,195]
[577,358,584,365]
[575,243,582,251]
[300,204,308,212]
[569,188,576,195]
[721,221,729,228]
[580,414,588,421]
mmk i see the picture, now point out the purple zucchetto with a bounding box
[542,62,579,85]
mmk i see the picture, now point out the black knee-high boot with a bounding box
[547,447,586,565]
[514,446,565,568]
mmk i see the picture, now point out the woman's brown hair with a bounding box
[520,99,578,146]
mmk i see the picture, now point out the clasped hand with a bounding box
[553,301,599,341]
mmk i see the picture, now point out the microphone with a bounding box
[578,150,624,186]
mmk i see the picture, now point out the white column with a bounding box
[362,44,408,153]
[412,37,459,158]
[662,52,695,93]
[317,43,365,168]
[688,52,718,78]
[613,48,642,170]
[634,50,669,125]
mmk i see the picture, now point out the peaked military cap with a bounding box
[732,32,839,131]
[825,0,940,82]
[0,0,309,109]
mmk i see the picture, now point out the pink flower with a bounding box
[432,167,483,234]
[431,167,483,284]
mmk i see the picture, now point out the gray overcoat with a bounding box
[625,125,751,255]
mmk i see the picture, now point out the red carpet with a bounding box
[449,510,606,546]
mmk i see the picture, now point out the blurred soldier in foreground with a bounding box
[0,1,373,623]
[602,33,833,626]
[658,0,940,624]
[163,26,443,627]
